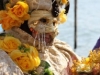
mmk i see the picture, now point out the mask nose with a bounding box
[35,23,46,33]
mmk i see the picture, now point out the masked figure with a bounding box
[0,0,79,75]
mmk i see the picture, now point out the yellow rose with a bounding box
[30,46,39,57]
[0,36,21,52]
[1,15,21,30]
[0,40,3,47]
[59,9,67,23]
[21,44,41,67]
[4,16,22,30]
[61,0,68,4]
[20,14,30,21]
[1,16,13,30]
[0,1,30,30]
[30,46,41,67]
[0,11,7,19]
[10,1,29,18]
[0,11,7,24]
[9,50,36,72]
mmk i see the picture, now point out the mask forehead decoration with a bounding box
[28,10,58,33]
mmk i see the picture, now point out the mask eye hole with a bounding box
[53,22,55,26]
[40,18,48,23]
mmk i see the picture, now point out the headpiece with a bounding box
[0,0,69,30]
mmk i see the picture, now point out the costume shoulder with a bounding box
[54,39,80,60]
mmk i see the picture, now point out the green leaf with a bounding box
[24,48,30,52]
[19,45,30,52]
[0,33,6,36]
[28,70,38,75]
[44,68,54,75]
[40,60,50,69]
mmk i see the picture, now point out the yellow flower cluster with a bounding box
[59,9,67,23]
[89,50,100,63]
[0,1,30,30]
[61,0,68,4]
[9,46,40,72]
[71,57,93,75]
[0,36,41,72]
[0,36,21,52]
[71,49,100,75]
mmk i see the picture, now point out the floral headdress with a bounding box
[0,0,69,30]
[0,0,30,30]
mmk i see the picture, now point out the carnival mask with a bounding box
[28,10,58,46]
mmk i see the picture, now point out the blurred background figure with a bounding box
[93,38,100,50]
